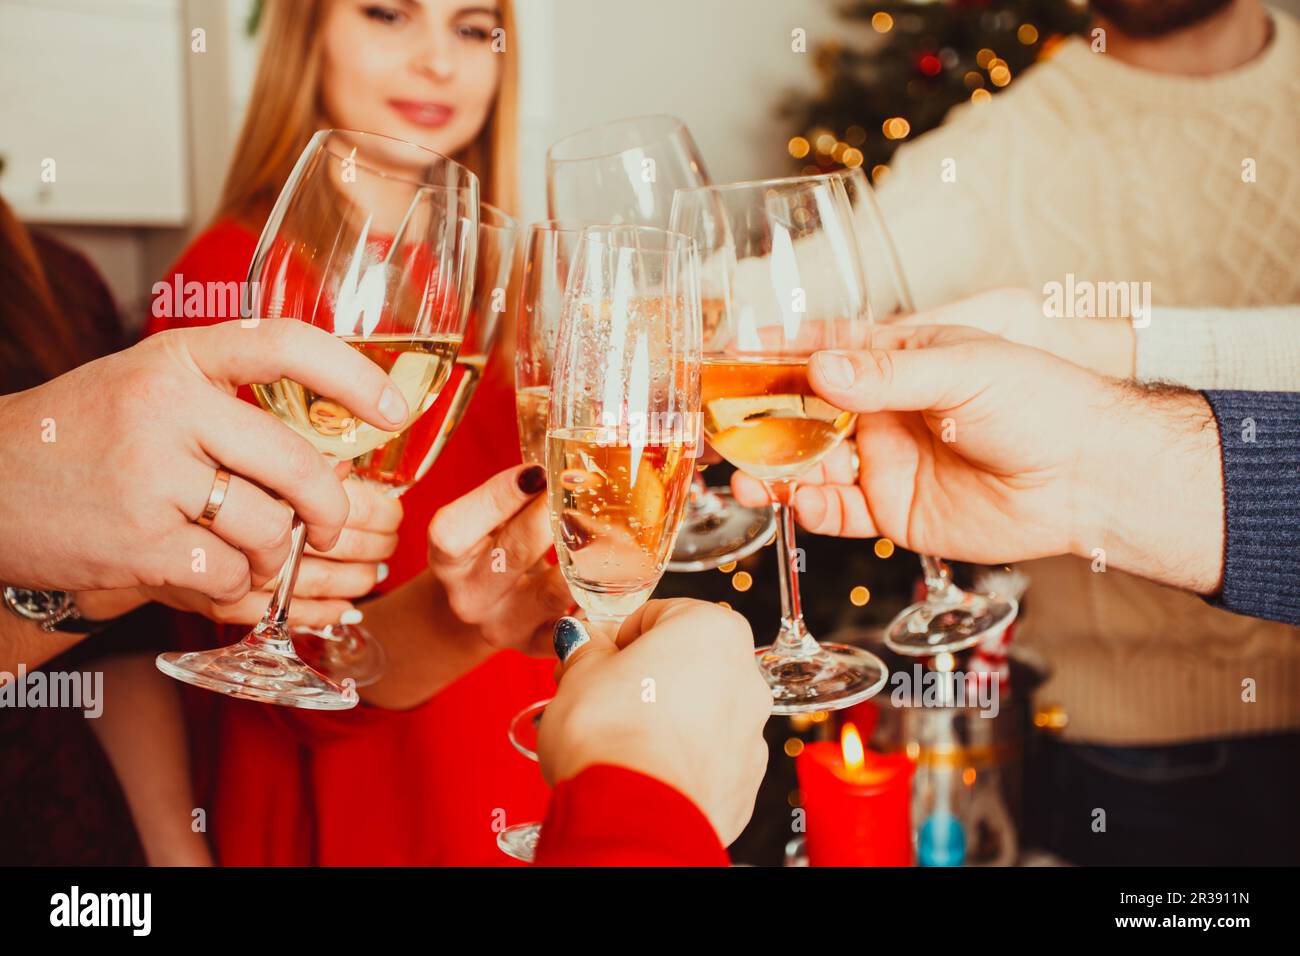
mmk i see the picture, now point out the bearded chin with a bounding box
[1089,0,1236,38]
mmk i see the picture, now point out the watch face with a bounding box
[4,588,71,621]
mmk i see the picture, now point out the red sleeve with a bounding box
[533,765,729,866]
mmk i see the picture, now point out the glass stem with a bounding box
[247,515,309,653]
[920,554,963,606]
[689,470,724,517]
[583,616,625,644]
[768,480,818,656]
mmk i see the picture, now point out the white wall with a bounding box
[513,0,845,222]
[3,0,256,328]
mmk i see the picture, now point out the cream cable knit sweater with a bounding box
[875,12,1300,744]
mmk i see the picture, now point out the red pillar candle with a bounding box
[796,723,915,866]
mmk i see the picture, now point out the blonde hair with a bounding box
[216,0,518,229]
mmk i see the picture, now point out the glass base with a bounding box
[156,635,358,710]
[667,487,775,573]
[508,699,550,762]
[497,822,541,863]
[757,636,889,715]
[292,623,387,688]
[884,592,1018,657]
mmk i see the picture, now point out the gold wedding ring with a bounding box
[197,468,232,528]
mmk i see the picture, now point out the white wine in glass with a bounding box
[254,334,459,460]
[548,428,696,620]
[546,115,773,572]
[672,173,888,714]
[514,220,584,467]
[702,356,856,482]
[497,224,702,863]
[156,129,479,710]
[293,202,520,687]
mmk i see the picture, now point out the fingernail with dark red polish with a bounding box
[516,465,547,495]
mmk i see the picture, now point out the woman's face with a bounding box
[320,0,503,165]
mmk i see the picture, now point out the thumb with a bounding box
[552,616,615,681]
[808,341,980,415]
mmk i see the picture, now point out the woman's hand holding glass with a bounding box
[537,599,772,848]
[426,464,575,657]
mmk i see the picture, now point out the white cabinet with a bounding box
[0,0,190,225]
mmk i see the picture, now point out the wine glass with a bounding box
[834,167,1018,657]
[497,224,702,861]
[514,220,583,466]
[294,202,520,685]
[156,129,479,709]
[547,115,773,571]
[670,173,888,714]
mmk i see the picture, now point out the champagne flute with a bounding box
[547,115,773,571]
[499,220,581,860]
[833,167,1018,657]
[294,202,520,685]
[156,129,478,710]
[497,224,702,861]
[671,174,888,714]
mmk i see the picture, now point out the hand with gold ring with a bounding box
[0,320,412,604]
[143,476,402,629]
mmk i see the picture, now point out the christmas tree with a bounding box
[783,0,1089,182]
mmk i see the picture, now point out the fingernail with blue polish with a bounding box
[376,562,389,584]
[553,616,590,662]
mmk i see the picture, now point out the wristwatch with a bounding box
[2,587,105,634]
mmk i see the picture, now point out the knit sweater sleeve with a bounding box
[1202,390,1300,626]
[1137,306,1300,389]
[874,97,1029,311]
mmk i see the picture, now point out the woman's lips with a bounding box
[388,99,455,129]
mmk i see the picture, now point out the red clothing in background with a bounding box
[150,219,556,865]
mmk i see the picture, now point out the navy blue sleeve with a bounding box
[1201,390,1300,626]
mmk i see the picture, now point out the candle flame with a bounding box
[841,722,866,776]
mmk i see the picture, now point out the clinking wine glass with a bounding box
[156,129,479,709]
[833,166,1017,657]
[497,224,702,862]
[546,114,772,571]
[514,220,583,466]
[294,202,520,686]
[670,173,888,714]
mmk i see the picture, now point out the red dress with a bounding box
[149,221,726,866]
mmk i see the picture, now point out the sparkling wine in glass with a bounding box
[834,167,1018,657]
[514,220,584,467]
[671,173,888,714]
[497,224,702,862]
[156,129,478,709]
[294,203,520,686]
[546,115,772,571]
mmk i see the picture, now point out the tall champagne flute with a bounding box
[497,224,702,861]
[834,167,1017,657]
[294,203,520,685]
[156,129,478,710]
[499,220,581,861]
[671,174,888,713]
[547,115,773,571]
